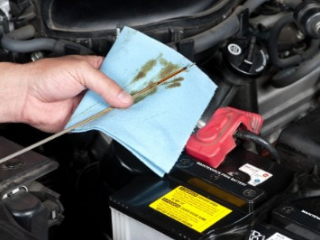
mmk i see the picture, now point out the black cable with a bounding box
[234,130,281,163]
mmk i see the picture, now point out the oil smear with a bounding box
[158,58,180,80]
[131,59,157,83]
[129,55,186,103]
[163,77,184,89]
[131,81,157,104]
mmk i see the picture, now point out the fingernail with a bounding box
[117,91,133,104]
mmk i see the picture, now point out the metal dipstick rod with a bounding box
[0,63,194,165]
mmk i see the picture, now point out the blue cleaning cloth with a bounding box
[66,27,217,176]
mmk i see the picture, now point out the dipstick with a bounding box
[0,63,194,165]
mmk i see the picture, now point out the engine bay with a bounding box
[1,0,320,239]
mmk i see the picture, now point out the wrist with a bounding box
[0,62,28,124]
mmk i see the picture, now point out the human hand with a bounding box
[0,55,133,132]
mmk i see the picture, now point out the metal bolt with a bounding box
[4,160,23,169]
[243,189,257,198]
[31,51,45,62]
[210,173,220,181]
[178,158,193,168]
[296,30,305,40]
[281,206,294,214]
[283,51,290,57]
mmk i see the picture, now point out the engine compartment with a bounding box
[1,0,320,239]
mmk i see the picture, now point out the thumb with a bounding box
[78,56,133,108]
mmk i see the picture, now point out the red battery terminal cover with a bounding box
[186,107,263,168]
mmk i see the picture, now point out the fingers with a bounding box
[77,58,133,108]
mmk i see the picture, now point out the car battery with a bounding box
[109,148,294,240]
[110,175,247,240]
[171,148,294,210]
[217,148,294,198]
[248,224,305,240]
[271,201,320,240]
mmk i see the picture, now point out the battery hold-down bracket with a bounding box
[186,107,263,168]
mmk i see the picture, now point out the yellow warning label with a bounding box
[149,186,232,233]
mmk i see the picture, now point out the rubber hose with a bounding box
[185,0,270,53]
[268,13,303,68]
[302,38,320,60]
[5,25,35,39]
[1,25,57,53]
[191,7,243,53]
[280,0,301,9]
[1,25,94,55]
[268,13,320,69]
[235,130,281,162]
[243,0,270,13]
[272,50,320,87]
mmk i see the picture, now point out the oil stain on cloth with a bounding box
[65,27,216,176]
[129,54,184,103]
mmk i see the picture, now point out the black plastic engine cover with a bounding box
[39,0,239,57]
[277,107,320,173]
[42,0,230,32]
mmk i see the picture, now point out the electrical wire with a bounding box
[234,130,280,163]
